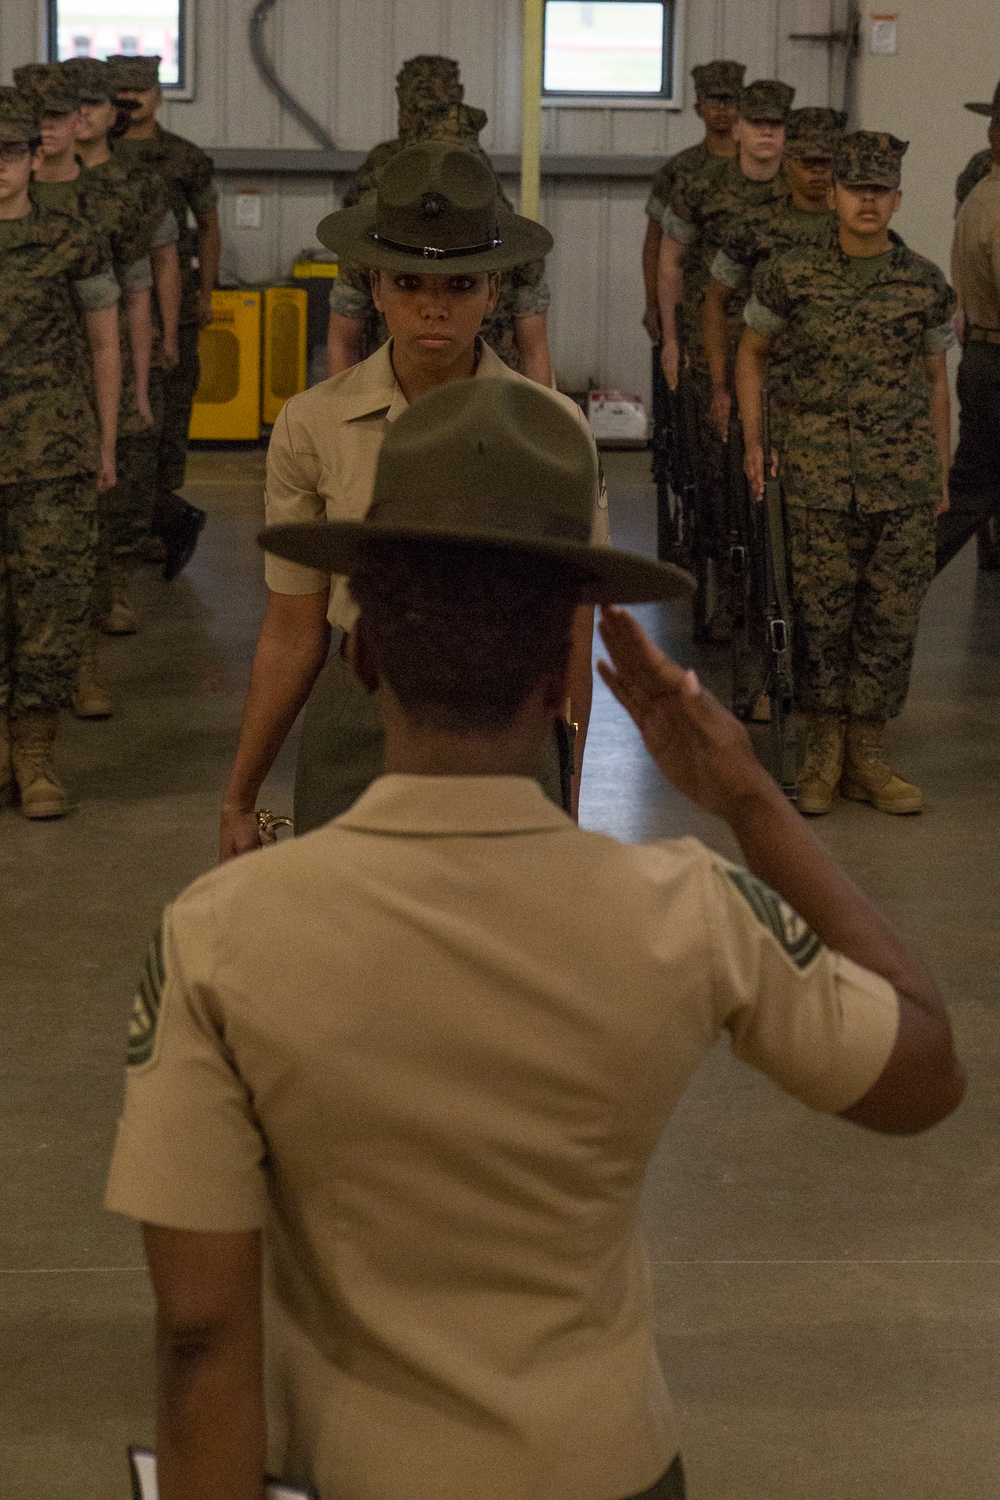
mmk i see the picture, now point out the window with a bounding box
[542,0,677,103]
[46,0,194,97]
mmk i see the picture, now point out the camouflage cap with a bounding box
[106,55,162,90]
[964,79,1000,118]
[833,130,908,188]
[396,55,463,106]
[400,100,489,147]
[13,63,79,116]
[61,56,115,104]
[739,79,795,123]
[691,60,745,101]
[783,105,847,158]
[0,85,39,144]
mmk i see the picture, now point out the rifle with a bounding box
[649,344,689,565]
[673,361,717,639]
[759,390,798,794]
[723,418,758,721]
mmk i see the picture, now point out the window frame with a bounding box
[45,0,197,101]
[541,0,683,110]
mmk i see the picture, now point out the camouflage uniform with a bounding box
[711,109,843,433]
[0,200,120,713]
[331,60,549,372]
[644,60,745,225]
[64,58,180,559]
[110,57,218,513]
[745,134,956,721]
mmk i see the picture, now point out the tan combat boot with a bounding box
[795,714,846,816]
[10,710,70,819]
[0,711,13,807]
[842,717,923,814]
[101,559,138,635]
[72,628,113,719]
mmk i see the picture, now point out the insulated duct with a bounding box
[248,0,336,150]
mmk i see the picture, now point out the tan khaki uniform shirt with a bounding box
[263,340,611,631]
[953,163,1000,330]
[106,775,898,1500]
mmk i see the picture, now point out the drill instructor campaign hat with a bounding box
[964,80,1000,117]
[316,140,553,274]
[260,380,695,605]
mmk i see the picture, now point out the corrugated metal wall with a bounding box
[4,0,844,399]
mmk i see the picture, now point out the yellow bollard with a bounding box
[520,0,544,222]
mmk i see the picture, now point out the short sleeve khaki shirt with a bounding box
[264,340,611,631]
[952,164,1000,330]
[106,775,898,1500]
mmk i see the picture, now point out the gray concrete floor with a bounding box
[1,447,998,1499]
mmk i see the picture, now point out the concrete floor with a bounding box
[1,447,998,1499]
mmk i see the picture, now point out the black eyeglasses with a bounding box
[0,141,35,163]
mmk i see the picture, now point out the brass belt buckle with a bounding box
[256,808,294,843]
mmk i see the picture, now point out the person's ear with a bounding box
[485,272,501,313]
[370,270,384,313]
[347,617,380,695]
[826,183,837,211]
[892,188,902,215]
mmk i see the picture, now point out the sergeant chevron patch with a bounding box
[127,926,165,1067]
[726,868,822,970]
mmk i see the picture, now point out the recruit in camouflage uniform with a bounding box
[63,58,180,608]
[710,107,843,436]
[661,80,792,638]
[0,86,121,818]
[742,132,956,815]
[329,56,550,374]
[110,53,219,574]
[665,80,794,369]
[645,60,745,227]
[18,63,178,702]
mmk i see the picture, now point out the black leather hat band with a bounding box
[370,232,502,260]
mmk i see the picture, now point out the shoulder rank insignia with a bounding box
[726,868,822,970]
[127,926,166,1067]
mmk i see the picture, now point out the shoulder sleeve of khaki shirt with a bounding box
[263,399,332,596]
[105,892,268,1233]
[701,851,899,1115]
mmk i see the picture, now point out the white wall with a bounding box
[8,0,966,399]
[852,0,995,276]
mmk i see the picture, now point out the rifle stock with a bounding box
[759,390,798,793]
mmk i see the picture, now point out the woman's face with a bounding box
[372,270,500,372]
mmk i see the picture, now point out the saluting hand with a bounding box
[597,606,772,820]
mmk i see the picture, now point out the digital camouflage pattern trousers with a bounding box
[0,474,98,714]
[785,502,935,721]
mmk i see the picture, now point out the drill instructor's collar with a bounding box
[330,337,496,425]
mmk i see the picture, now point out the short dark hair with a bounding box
[349,539,580,733]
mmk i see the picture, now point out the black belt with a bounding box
[966,326,1000,345]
